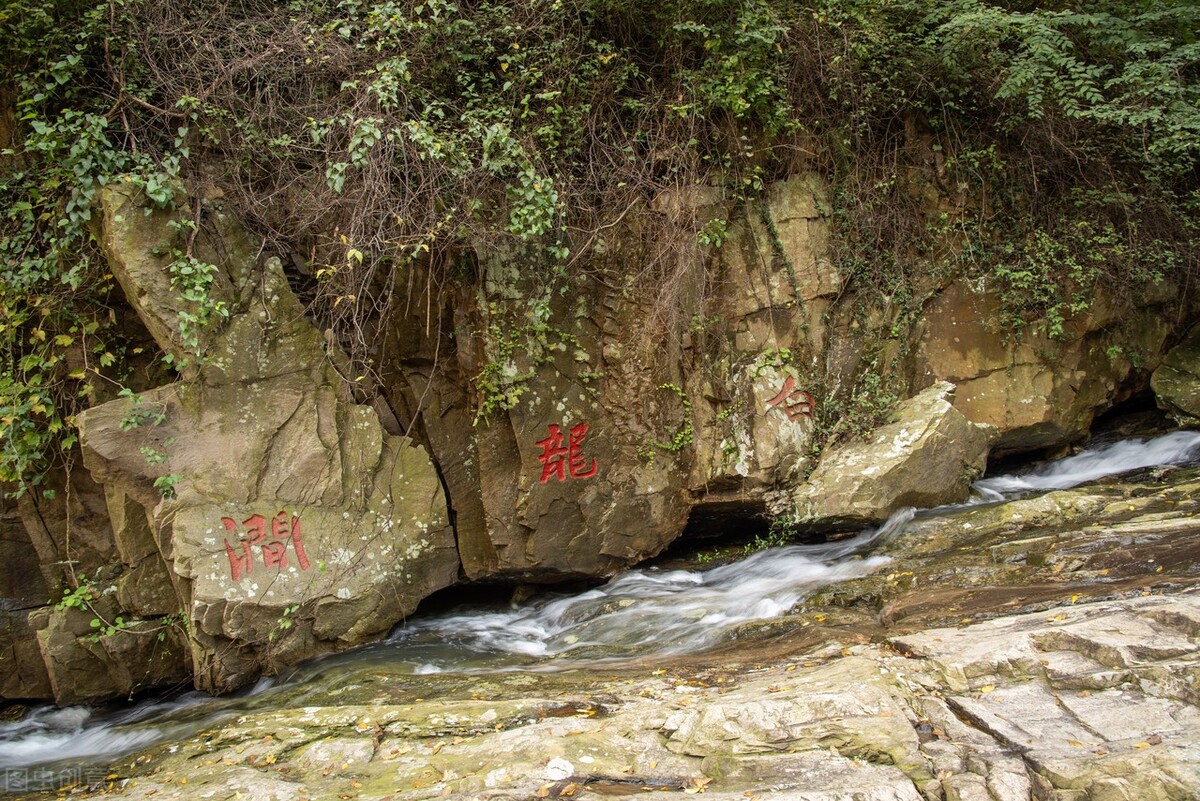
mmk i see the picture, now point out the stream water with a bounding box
[3,430,1200,787]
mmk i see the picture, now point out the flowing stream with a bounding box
[4,430,1200,785]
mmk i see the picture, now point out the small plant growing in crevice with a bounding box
[744,513,801,554]
[647,382,695,454]
[118,388,181,498]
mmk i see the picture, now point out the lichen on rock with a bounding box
[75,182,458,693]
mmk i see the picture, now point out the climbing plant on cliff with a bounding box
[0,1,135,494]
[3,0,1199,484]
[823,0,1200,333]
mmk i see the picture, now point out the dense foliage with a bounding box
[2,0,1198,493]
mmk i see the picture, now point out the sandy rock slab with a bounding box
[895,592,1200,801]
[12,594,1200,801]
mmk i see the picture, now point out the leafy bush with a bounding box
[2,0,1198,478]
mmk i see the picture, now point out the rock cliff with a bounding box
[0,173,1192,702]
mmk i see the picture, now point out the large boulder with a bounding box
[456,249,694,581]
[785,382,993,527]
[1152,323,1200,424]
[77,181,459,693]
[33,604,189,706]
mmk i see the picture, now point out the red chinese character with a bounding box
[536,422,599,483]
[765,376,815,423]
[221,512,310,579]
[536,424,569,483]
[567,422,598,479]
[263,511,311,571]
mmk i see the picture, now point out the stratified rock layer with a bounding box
[74,181,458,695]
[67,592,1200,801]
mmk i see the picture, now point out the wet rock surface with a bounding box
[14,591,1198,801]
[8,461,1200,801]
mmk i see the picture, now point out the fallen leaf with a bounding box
[1132,741,1151,749]
[979,685,996,695]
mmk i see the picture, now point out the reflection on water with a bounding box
[3,431,1199,782]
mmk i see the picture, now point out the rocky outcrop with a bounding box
[784,382,993,527]
[0,497,52,699]
[4,170,1193,705]
[65,592,1200,801]
[386,241,700,582]
[912,280,1175,455]
[894,594,1200,801]
[33,605,189,706]
[74,181,458,693]
[1152,323,1200,424]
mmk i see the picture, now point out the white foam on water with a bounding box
[6,433,1195,772]
[974,431,1200,500]
[394,510,911,662]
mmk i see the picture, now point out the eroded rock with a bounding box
[1153,323,1200,424]
[785,381,993,527]
[913,281,1174,455]
[76,182,458,693]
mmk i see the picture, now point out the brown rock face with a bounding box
[5,170,1187,704]
[912,281,1173,455]
[75,181,459,693]
[1152,323,1200,424]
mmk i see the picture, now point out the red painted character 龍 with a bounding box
[536,422,599,483]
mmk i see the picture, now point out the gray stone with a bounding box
[787,382,993,526]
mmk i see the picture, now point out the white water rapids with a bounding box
[3,430,1199,782]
